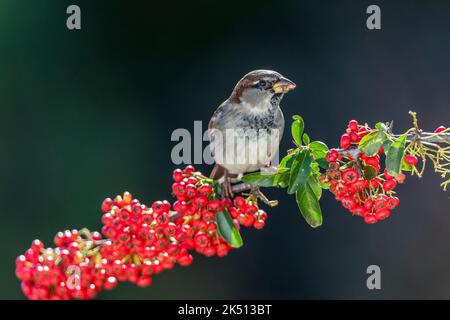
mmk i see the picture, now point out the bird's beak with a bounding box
[272,77,296,94]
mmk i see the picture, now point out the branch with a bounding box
[337,132,450,158]
[399,132,450,143]
[207,131,450,200]
[231,183,254,193]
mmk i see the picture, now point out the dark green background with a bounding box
[2,0,450,299]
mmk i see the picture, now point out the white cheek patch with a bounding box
[240,94,273,115]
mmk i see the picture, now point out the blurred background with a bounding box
[1,0,450,299]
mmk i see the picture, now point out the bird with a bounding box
[208,69,296,198]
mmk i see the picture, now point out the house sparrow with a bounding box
[208,70,296,198]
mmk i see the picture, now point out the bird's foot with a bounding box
[221,171,234,199]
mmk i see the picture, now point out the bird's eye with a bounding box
[259,80,267,88]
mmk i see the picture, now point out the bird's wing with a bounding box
[208,100,237,131]
[274,107,285,153]
[209,163,225,180]
[208,100,237,180]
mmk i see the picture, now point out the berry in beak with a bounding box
[272,77,296,94]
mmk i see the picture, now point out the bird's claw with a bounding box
[221,177,234,200]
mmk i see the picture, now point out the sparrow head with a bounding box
[229,70,296,107]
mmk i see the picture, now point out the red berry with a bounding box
[382,179,397,192]
[233,196,246,209]
[103,276,118,290]
[348,120,359,131]
[229,207,239,218]
[152,201,166,214]
[349,131,359,142]
[177,254,193,266]
[326,149,339,162]
[242,214,255,227]
[386,197,400,210]
[193,195,209,208]
[351,206,367,217]
[395,173,406,184]
[183,165,196,175]
[364,213,378,224]
[435,126,446,133]
[172,182,186,197]
[364,156,380,168]
[194,233,209,248]
[404,154,418,166]
[31,240,44,254]
[172,168,184,182]
[173,200,188,214]
[340,134,351,149]
[136,276,152,287]
[244,204,258,215]
[384,169,393,180]
[123,192,132,205]
[253,220,265,229]
[101,198,113,213]
[364,199,374,211]
[184,184,198,198]
[203,246,217,257]
[216,245,228,257]
[342,168,359,184]
[199,184,213,196]
[370,177,381,188]
[207,200,223,212]
[353,179,367,191]
[341,197,357,210]
[375,209,390,220]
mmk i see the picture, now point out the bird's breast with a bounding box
[209,103,284,174]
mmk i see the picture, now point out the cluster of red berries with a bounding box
[323,120,411,224]
[230,197,267,230]
[15,230,118,300]
[171,166,267,255]
[16,165,268,299]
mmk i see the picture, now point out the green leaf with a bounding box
[375,122,388,131]
[386,133,407,176]
[402,162,413,172]
[214,183,223,197]
[288,150,312,194]
[277,167,290,174]
[275,172,290,188]
[241,172,276,187]
[310,162,320,174]
[383,139,393,155]
[358,131,386,156]
[279,153,294,170]
[309,141,329,159]
[296,183,323,228]
[316,158,329,169]
[308,175,322,200]
[363,165,377,181]
[303,133,311,145]
[291,116,304,146]
[319,181,331,190]
[216,209,243,248]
